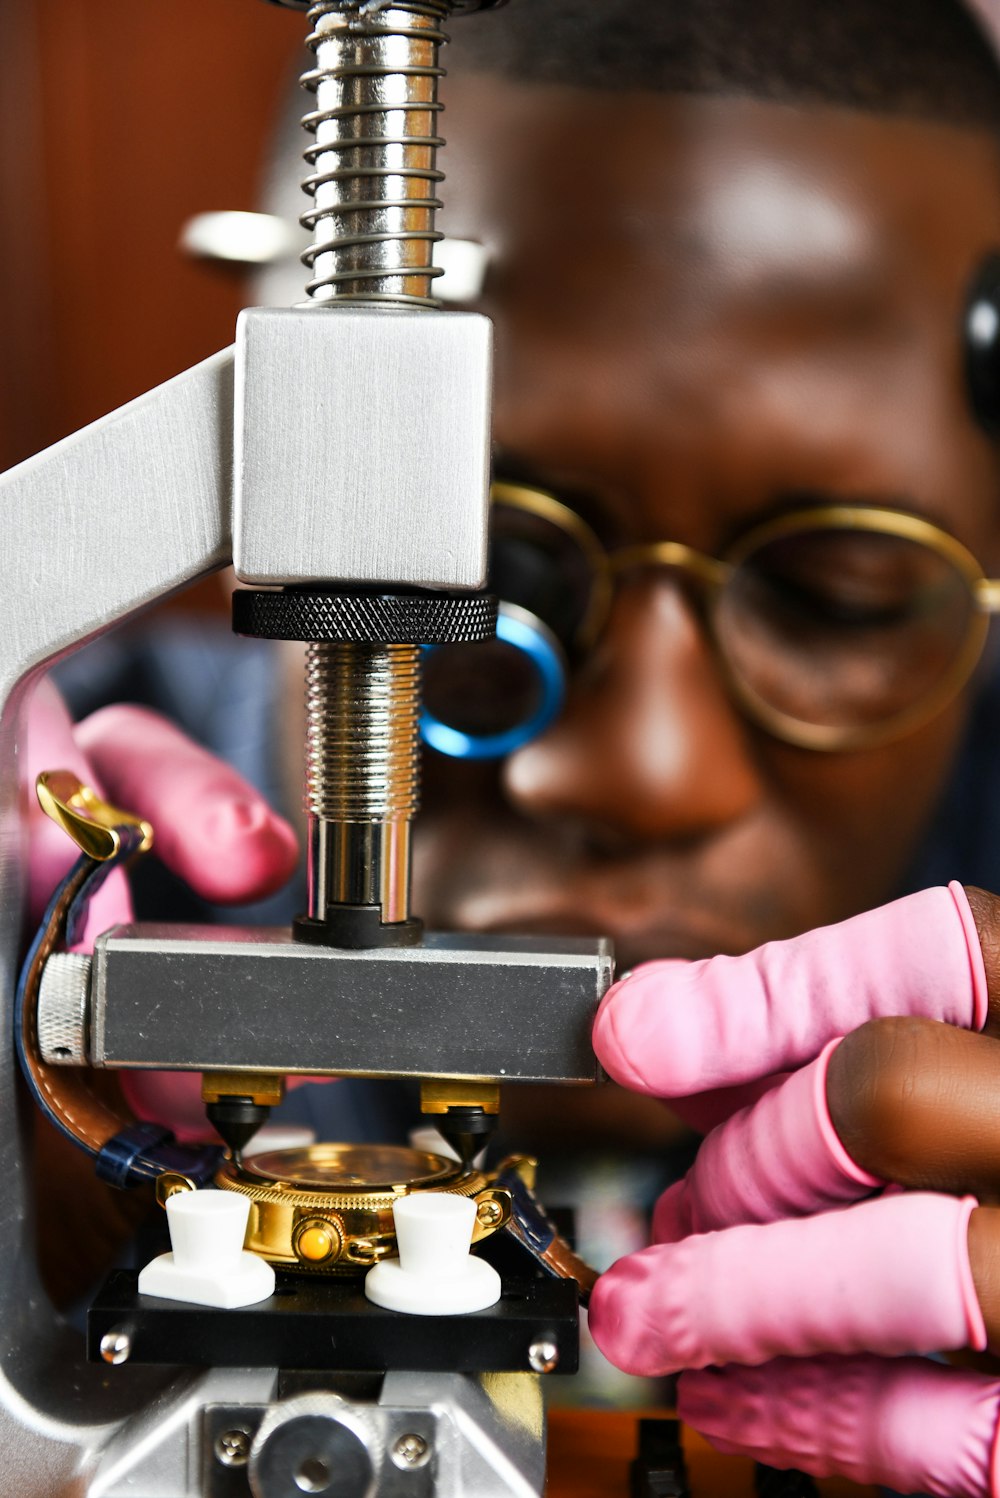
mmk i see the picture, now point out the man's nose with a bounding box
[502,578,765,843]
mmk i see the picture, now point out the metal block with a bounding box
[233,306,492,589]
[92,925,612,1083]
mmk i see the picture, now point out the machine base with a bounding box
[88,1268,579,1374]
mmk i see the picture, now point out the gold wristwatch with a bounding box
[211,1143,520,1274]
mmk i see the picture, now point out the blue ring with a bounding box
[421,605,567,760]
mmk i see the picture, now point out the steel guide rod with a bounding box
[297,1,454,938]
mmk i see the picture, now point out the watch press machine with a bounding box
[0,3,614,1493]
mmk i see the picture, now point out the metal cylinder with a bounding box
[293,2,463,945]
[304,641,421,925]
[301,2,451,307]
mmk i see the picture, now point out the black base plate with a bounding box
[88,1268,579,1375]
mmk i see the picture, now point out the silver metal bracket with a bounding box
[233,306,492,588]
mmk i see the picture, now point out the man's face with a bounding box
[417,81,1000,968]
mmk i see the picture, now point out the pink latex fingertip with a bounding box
[652,1180,690,1245]
[76,706,300,904]
[592,886,984,1098]
[181,799,300,904]
[812,1038,883,1190]
[960,1198,989,1352]
[589,1192,984,1377]
[651,1041,881,1244]
[668,1072,787,1134]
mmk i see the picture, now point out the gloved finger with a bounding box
[652,1040,880,1244]
[75,704,299,904]
[593,883,986,1099]
[588,1191,986,1376]
[678,1355,1000,1498]
[24,677,132,943]
[659,1018,1000,1244]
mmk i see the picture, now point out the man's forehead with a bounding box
[441,82,1000,325]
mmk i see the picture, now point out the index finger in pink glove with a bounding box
[679,1355,1000,1498]
[593,883,987,1098]
[76,704,299,905]
[652,1039,881,1244]
[588,1191,986,1376]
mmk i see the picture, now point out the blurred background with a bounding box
[0,0,306,613]
[6,0,1000,488]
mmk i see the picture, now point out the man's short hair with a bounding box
[450,0,1000,134]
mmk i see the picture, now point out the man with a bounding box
[29,0,1000,1489]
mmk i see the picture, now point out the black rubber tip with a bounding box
[432,1105,499,1169]
[206,1097,271,1162]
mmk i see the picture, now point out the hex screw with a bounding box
[215,1428,252,1468]
[528,1339,560,1374]
[391,1433,431,1470]
[99,1327,132,1365]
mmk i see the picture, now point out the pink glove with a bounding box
[680,1357,1000,1498]
[594,883,987,1098]
[588,884,1000,1494]
[589,1191,985,1375]
[26,682,301,1140]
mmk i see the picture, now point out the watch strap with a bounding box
[16,779,220,1188]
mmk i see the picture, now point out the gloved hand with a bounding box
[589,882,1000,1497]
[26,679,300,1139]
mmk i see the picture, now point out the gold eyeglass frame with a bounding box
[490,481,1000,752]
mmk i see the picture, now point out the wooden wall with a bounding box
[0,0,303,609]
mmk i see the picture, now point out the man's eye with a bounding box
[749,571,918,629]
[737,530,963,633]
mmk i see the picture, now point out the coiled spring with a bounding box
[301,2,452,306]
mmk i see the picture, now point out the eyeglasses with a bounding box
[420,481,1000,757]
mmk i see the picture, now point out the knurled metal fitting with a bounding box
[233,590,496,645]
[38,952,92,1065]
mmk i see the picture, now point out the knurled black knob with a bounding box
[233,588,497,645]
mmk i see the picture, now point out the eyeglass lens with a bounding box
[717,527,975,730]
[422,502,981,753]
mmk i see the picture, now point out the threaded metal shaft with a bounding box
[301,1,451,307]
[304,642,421,924]
[305,642,421,820]
[295,1,456,939]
